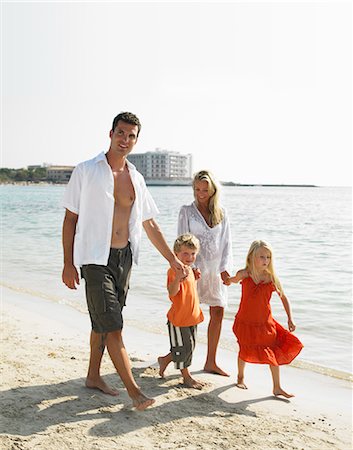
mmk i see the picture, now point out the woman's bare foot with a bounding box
[158,356,169,378]
[132,393,156,411]
[273,388,294,398]
[203,364,230,377]
[235,377,248,389]
[183,376,205,390]
[85,377,119,396]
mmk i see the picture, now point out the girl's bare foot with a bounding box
[203,364,230,377]
[132,393,156,411]
[273,388,294,398]
[183,376,204,390]
[85,377,119,396]
[235,377,248,390]
[158,356,169,378]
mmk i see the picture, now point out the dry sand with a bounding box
[0,286,352,450]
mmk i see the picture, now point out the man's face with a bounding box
[109,120,139,156]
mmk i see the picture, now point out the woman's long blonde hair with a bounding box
[246,240,283,296]
[193,170,224,227]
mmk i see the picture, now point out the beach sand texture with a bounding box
[1,287,352,450]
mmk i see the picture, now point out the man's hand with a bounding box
[169,254,188,279]
[62,263,80,289]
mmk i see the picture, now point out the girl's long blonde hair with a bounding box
[192,170,224,227]
[246,240,283,296]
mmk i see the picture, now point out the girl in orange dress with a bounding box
[227,240,303,398]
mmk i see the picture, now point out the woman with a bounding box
[178,170,233,376]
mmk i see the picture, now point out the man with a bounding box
[62,112,185,411]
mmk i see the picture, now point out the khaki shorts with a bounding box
[81,245,132,333]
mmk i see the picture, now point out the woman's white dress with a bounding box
[178,202,233,308]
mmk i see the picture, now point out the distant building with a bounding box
[47,165,74,183]
[27,165,42,170]
[128,149,192,184]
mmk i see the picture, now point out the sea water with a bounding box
[1,184,351,376]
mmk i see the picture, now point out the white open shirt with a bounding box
[63,152,159,266]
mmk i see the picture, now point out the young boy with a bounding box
[158,234,205,389]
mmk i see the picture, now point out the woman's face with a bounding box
[194,180,211,206]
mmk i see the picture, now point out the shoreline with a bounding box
[1,286,352,449]
[1,180,320,187]
[1,280,352,382]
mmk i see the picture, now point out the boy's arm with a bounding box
[168,266,190,297]
[168,277,182,297]
[227,269,248,285]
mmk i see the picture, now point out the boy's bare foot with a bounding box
[183,377,204,390]
[158,356,168,378]
[235,377,248,389]
[203,364,230,377]
[132,393,156,411]
[273,388,294,398]
[85,377,119,396]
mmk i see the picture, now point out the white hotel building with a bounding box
[128,149,192,184]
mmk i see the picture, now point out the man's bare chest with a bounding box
[113,172,135,208]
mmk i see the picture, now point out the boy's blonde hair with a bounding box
[192,170,224,227]
[246,240,283,296]
[174,233,200,253]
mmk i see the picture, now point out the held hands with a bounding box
[169,255,189,281]
[193,267,201,280]
[288,319,296,332]
[62,263,80,290]
[221,271,231,286]
[176,265,191,282]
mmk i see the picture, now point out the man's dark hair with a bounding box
[112,112,141,137]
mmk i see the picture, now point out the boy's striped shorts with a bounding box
[167,321,197,369]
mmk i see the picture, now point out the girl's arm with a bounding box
[227,269,248,285]
[278,291,296,332]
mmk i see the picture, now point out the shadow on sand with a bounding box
[0,365,290,438]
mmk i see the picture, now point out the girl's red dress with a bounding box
[232,277,303,366]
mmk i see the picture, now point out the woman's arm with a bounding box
[219,209,233,274]
[177,206,190,235]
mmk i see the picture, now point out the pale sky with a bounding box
[2,1,352,186]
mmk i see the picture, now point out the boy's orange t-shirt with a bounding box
[167,268,204,327]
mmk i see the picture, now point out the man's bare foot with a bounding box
[203,364,230,377]
[235,377,248,389]
[85,377,119,396]
[183,377,204,390]
[158,356,168,378]
[132,393,156,411]
[273,388,294,398]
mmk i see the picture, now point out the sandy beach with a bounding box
[1,286,352,450]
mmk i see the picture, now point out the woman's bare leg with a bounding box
[204,306,229,376]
